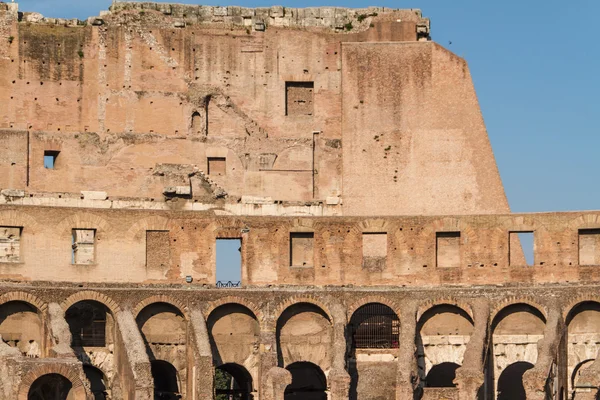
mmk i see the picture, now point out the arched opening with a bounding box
[215,363,253,400]
[348,303,399,400]
[0,300,43,357]
[284,362,327,400]
[567,302,600,396]
[425,362,460,388]
[83,365,108,400]
[151,360,180,399]
[417,305,473,389]
[497,361,534,400]
[207,304,259,366]
[350,303,399,349]
[276,303,332,369]
[27,373,74,400]
[137,302,186,399]
[191,111,203,135]
[65,301,109,348]
[491,304,545,400]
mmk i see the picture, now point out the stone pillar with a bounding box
[260,316,290,400]
[455,299,490,400]
[524,304,563,400]
[47,303,75,358]
[115,310,153,400]
[396,300,419,400]
[188,308,213,400]
[329,303,350,400]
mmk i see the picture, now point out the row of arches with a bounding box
[1,295,600,399]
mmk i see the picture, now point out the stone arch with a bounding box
[133,295,189,320]
[490,298,548,324]
[207,303,260,367]
[55,212,110,237]
[61,291,121,316]
[496,361,534,400]
[284,361,327,400]
[564,296,600,321]
[568,214,600,230]
[276,302,333,370]
[347,295,400,320]
[0,291,47,313]
[204,296,263,325]
[124,216,170,241]
[417,304,474,387]
[274,296,333,326]
[215,362,254,399]
[17,364,87,400]
[417,299,474,322]
[0,209,41,233]
[571,359,594,389]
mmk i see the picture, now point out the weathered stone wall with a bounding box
[0,204,598,286]
[0,2,510,217]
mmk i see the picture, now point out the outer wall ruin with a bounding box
[0,2,597,400]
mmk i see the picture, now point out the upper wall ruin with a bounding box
[0,3,508,216]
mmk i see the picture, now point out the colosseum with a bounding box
[0,1,597,399]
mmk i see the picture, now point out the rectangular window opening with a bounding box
[509,231,534,266]
[285,81,314,116]
[0,226,22,263]
[208,157,226,176]
[436,231,461,268]
[362,232,387,271]
[44,150,60,169]
[290,232,314,267]
[216,238,242,287]
[579,229,600,266]
[72,229,96,265]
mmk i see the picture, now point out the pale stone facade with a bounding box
[0,2,596,400]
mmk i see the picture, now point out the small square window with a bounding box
[44,150,60,169]
[0,226,22,263]
[208,157,226,176]
[286,82,314,116]
[436,232,461,268]
[72,229,96,265]
[290,232,314,267]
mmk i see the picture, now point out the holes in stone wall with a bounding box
[509,231,534,266]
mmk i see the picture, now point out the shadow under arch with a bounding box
[207,303,259,366]
[215,362,254,400]
[83,365,108,400]
[425,362,460,388]
[0,300,44,357]
[497,361,534,400]
[284,361,327,400]
[276,302,332,368]
[27,373,73,400]
[65,300,112,348]
[151,359,181,399]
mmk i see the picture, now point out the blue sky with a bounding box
[15,1,598,275]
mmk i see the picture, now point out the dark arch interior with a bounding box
[566,301,600,326]
[136,302,184,330]
[215,363,253,400]
[0,300,41,352]
[425,362,460,387]
[284,362,327,400]
[28,373,73,400]
[418,304,474,328]
[65,300,108,347]
[497,361,534,400]
[151,360,180,399]
[83,365,108,400]
[349,303,399,349]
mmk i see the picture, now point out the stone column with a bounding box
[115,309,153,400]
[188,308,213,400]
[524,304,563,400]
[396,300,419,400]
[260,317,290,400]
[329,303,351,400]
[47,303,75,358]
[455,299,490,400]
